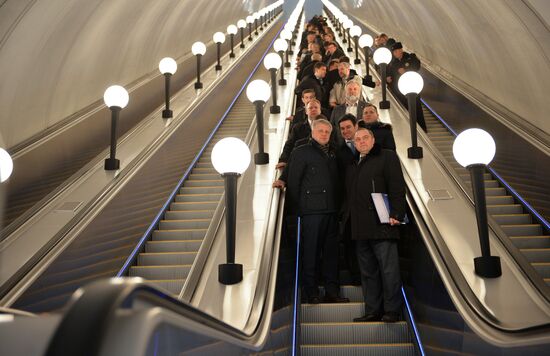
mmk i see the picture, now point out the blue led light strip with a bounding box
[421,99,549,232]
[291,217,302,356]
[401,287,426,356]
[117,17,286,277]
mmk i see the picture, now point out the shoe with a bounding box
[382,312,399,323]
[307,296,320,304]
[353,314,381,322]
[323,295,350,303]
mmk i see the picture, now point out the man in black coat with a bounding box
[358,103,396,150]
[346,128,406,322]
[287,119,348,304]
[295,62,329,109]
[323,41,345,65]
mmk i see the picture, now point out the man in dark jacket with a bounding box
[346,128,406,322]
[287,119,348,304]
[295,62,329,108]
[357,103,396,150]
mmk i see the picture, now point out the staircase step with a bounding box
[180,186,224,194]
[184,179,224,187]
[164,210,214,219]
[302,303,364,323]
[145,240,203,253]
[188,173,220,180]
[170,201,219,210]
[509,236,550,249]
[138,252,198,265]
[301,322,409,345]
[130,265,192,279]
[519,249,550,263]
[300,344,415,356]
[491,214,531,225]
[484,188,507,196]
[500,224,542,236]
[152,229,207,241]
[159,219,211,229]
[485,196,514,205]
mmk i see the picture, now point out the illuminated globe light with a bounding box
[280,29,292,41]
[158,57,177,75]
[373,47,392,64]
[264,52,282,70]
[213,32,225,44]
[453,129,496,167]
[398,71,424,95]
[246,79,271,103]
[237,19,247,29]
[0,148,13,183]
[359,34,374,48]
[273,38,288,52]
[103,85,129,108]
[211,137,251,174]
[343,19,353,30]
[227,25,238,35]
[349,25,362,38]
[246,15,254,24]
[191,41,206,56]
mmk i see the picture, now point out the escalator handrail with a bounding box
[116,12,284,278]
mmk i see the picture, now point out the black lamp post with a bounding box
[211,137,251,285]
[264,53,282,114]
[274,39,288,86]
[247,16,253,41]
[359,34,374,81]
[282,29,293,55]
[344,20,353,52]
[237,20,246,49]
[103,85,129,170]
[373,47,392,109]
[227,25,238,58]
[253,13,259,35]
[350,25,362,64]
[158,57,177,119]
[398,71,424,159]
[246,80,271,165]
[453,129,502,278]
[191,42,206,89]
[213,32,225,71]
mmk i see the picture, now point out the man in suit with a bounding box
[346,128,406,323]
[329,81,367,143]
[295,62,328,109]
[329,62,364,108]
[323,41,345,65]
[288,89,331,129]
[287,119,349,304]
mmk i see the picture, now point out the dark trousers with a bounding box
[356,239,402,314]
[300,214,339,298]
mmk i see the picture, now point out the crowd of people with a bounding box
[272,15,422,323]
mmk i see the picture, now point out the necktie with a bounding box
[346,141,356,155]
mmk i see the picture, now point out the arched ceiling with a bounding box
[334,0,550,137]
[0,0,269,148]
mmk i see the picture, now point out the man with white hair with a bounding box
[329,61,364,107]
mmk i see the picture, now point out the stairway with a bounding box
[128,98,255,296]
[300,286,415,355]
[423,106,550,286]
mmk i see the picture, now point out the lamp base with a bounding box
[104,158,120,171]
[278,79,287,86]
[474,256,502,278]
[288,50,294,55]
[162,109,173,119]
[364,74,372,82]
[270,105,281,114]
[194,82,203,90]
[219,263,243,285]
[284,62,291,68]
[240,44,245,49]
[230,53,236,58]
[215,64,222,71]
[379,100,390,109]
[407,146,423,159]
[255,152,269,165]
[354,58,361,64]
[347,47,353,53]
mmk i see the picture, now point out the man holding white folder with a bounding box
[345,128,406,323]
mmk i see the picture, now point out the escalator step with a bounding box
[302,303,364,323]
[129,264,192,279]
[138,252,198,265]
[300,343,415,356]
[164,210,215,219]
[487,204,523,214]
[519,249,550,263]
[532,263,550,278]
[301,322,409,344]
[184,179,224,187]
[159,219,211,229]
[509,236,550,249]
[485,196,514,205]
[169,201,218,210]
[175,193,222,202]
[484,188,507,196]
[491,214,531,225]
[500,224,542,236]
[145,240,202,252]
[152,229,207,240]
[180,186,224,194]
[149,279,185,295]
